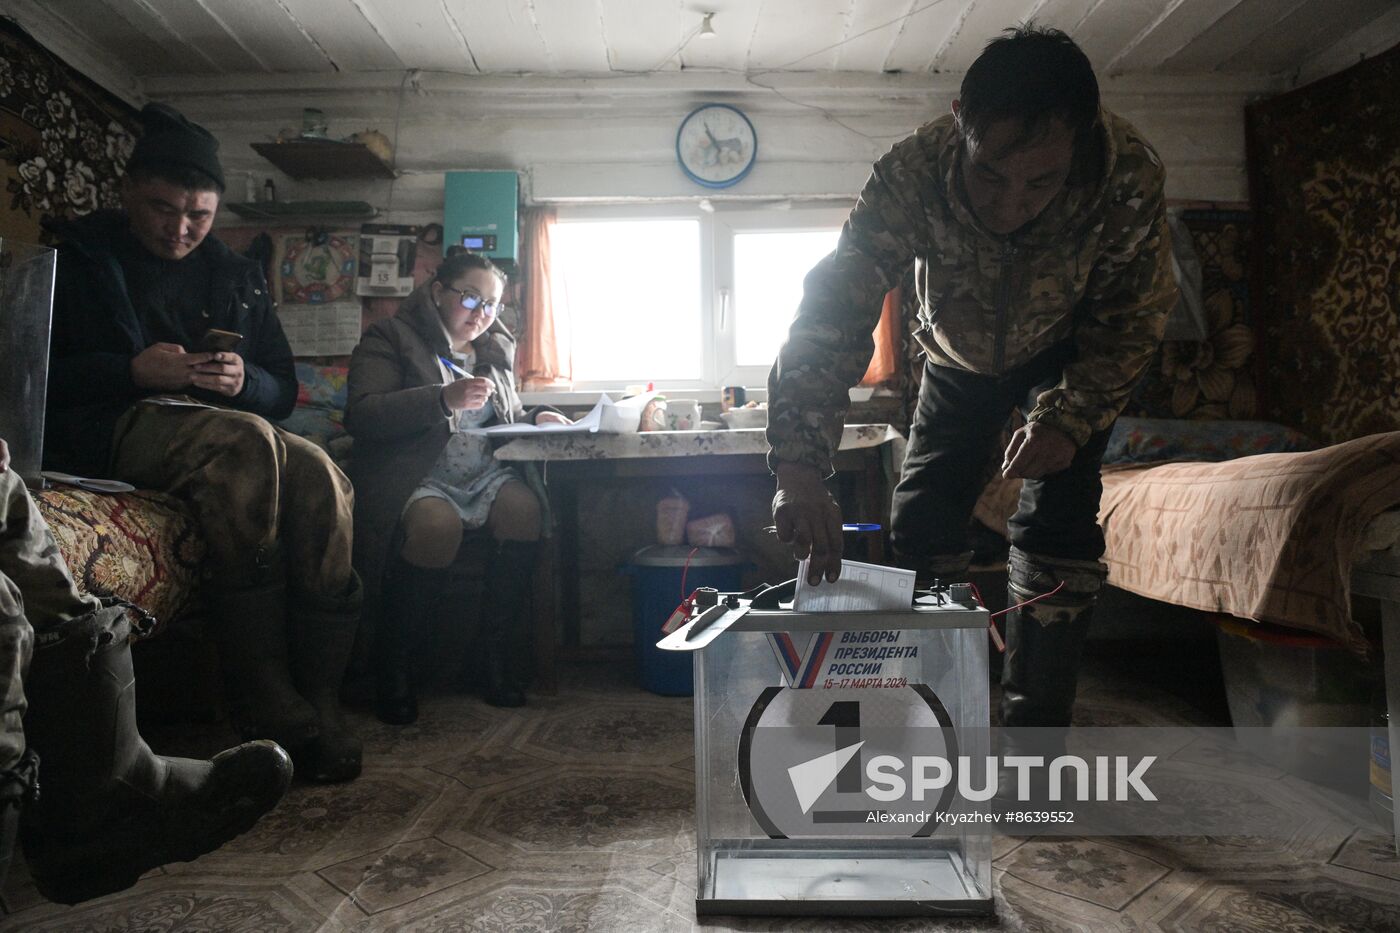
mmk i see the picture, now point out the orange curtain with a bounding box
[517,206,572,389]
[859,286,901,386]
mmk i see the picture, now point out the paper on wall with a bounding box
[278,304,362,356]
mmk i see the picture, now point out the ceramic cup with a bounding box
[666,399,703,431]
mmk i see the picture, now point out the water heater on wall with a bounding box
[443,171,518,271]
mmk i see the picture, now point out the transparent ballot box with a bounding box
[662,593,993,917]
[0,239,57,487]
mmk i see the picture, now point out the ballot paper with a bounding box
[792,558,915,612]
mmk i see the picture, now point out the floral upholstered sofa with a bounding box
[36,363,350,635]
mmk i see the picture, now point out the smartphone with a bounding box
[199,328,243,353]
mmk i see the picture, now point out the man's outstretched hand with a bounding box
[1002,421,1076,479]
[772,462,844,585]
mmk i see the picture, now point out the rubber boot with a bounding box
[0,749,38,891]
[995,593,1093,813]
[463,540,539,708]
[374,559,443,725]
[999,602,1093,730]
[19,605,292,904]
[288,576,364,783]
[206,571,319,759]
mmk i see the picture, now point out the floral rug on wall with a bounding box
[0,17,137,246]
[1246,42,1400,445]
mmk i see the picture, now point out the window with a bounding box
[551,215,703,387]
[550,204,849,393]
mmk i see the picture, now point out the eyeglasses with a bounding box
[442,286,500,317]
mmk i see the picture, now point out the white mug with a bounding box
[666,399,703,431]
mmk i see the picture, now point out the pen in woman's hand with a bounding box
[762,523,881,534]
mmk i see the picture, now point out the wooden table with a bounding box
[496,424,907,652]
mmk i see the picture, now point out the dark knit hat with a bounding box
[127,102,225,192]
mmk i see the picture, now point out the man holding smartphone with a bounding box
[43,103,363,784]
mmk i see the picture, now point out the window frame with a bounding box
[548,201,853,395]
[710,204,852,388]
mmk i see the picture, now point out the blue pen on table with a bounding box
[762,523,881,534]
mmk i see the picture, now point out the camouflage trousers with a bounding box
[111,402,356,600]
[0,469,101,772]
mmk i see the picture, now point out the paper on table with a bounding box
[792,558,915,612]
[462,397,602,437]
[137,395,218,409]
[41,471,137,494]
[462,392,657,437]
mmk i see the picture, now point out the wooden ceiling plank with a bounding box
[932,0,1047,72]
[139,0,265,72]
[598,0,686,72]
[1160,0,1308,71]
[1108,0,1244,74]
[1217,0,1398,74]
[275,0,404,71]
[1022,0,1102,36]
[450,0,562,73]
[1070,0,1171,73]
[833,0,929,72]
[532,0,610,72]
[882,0,967,73]
[676,2,763,73]
[336,0,476,72]
[53,0,213,74]
[748,0,850,70]
[185,0,335,72]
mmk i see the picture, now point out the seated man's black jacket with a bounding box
[42,210,298,478]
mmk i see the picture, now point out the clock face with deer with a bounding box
[676,103,758,189]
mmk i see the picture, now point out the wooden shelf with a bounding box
[225,200,377,221]
[250,140,395,180]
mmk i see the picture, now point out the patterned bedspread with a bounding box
[973,431,1400,650]
[34,487,204,637]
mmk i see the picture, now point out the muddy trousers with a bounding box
[890,349,1112,728]
[0,467,97,887]
[0,469,291,900]
[111,403,362,781]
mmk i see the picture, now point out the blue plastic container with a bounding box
[626,545,744,696]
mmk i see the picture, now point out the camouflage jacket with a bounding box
[766,109,1178,474]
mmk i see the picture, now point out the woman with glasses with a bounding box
[345,249,570,723]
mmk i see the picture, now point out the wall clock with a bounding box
[676,103,758,189]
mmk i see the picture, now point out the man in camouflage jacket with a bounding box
[768,26,1178,731]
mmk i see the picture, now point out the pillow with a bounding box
[1103,418,1316,465]
[278,363,349,453]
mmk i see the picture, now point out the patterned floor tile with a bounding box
[456,767,693,856]
[1000,838,1171,910]
[317,837,493,915]
[371,875,693,933]
[1329,828,1400,882]
[3,876,353,933]
[430,744,557,790]
[1156,873,1400,931]
[518,699,694,765]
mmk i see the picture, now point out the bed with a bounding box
[973,423,1400,651]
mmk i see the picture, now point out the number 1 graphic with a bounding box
[818,701,861,793]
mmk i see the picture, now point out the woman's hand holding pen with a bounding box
[442,375,495,412]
